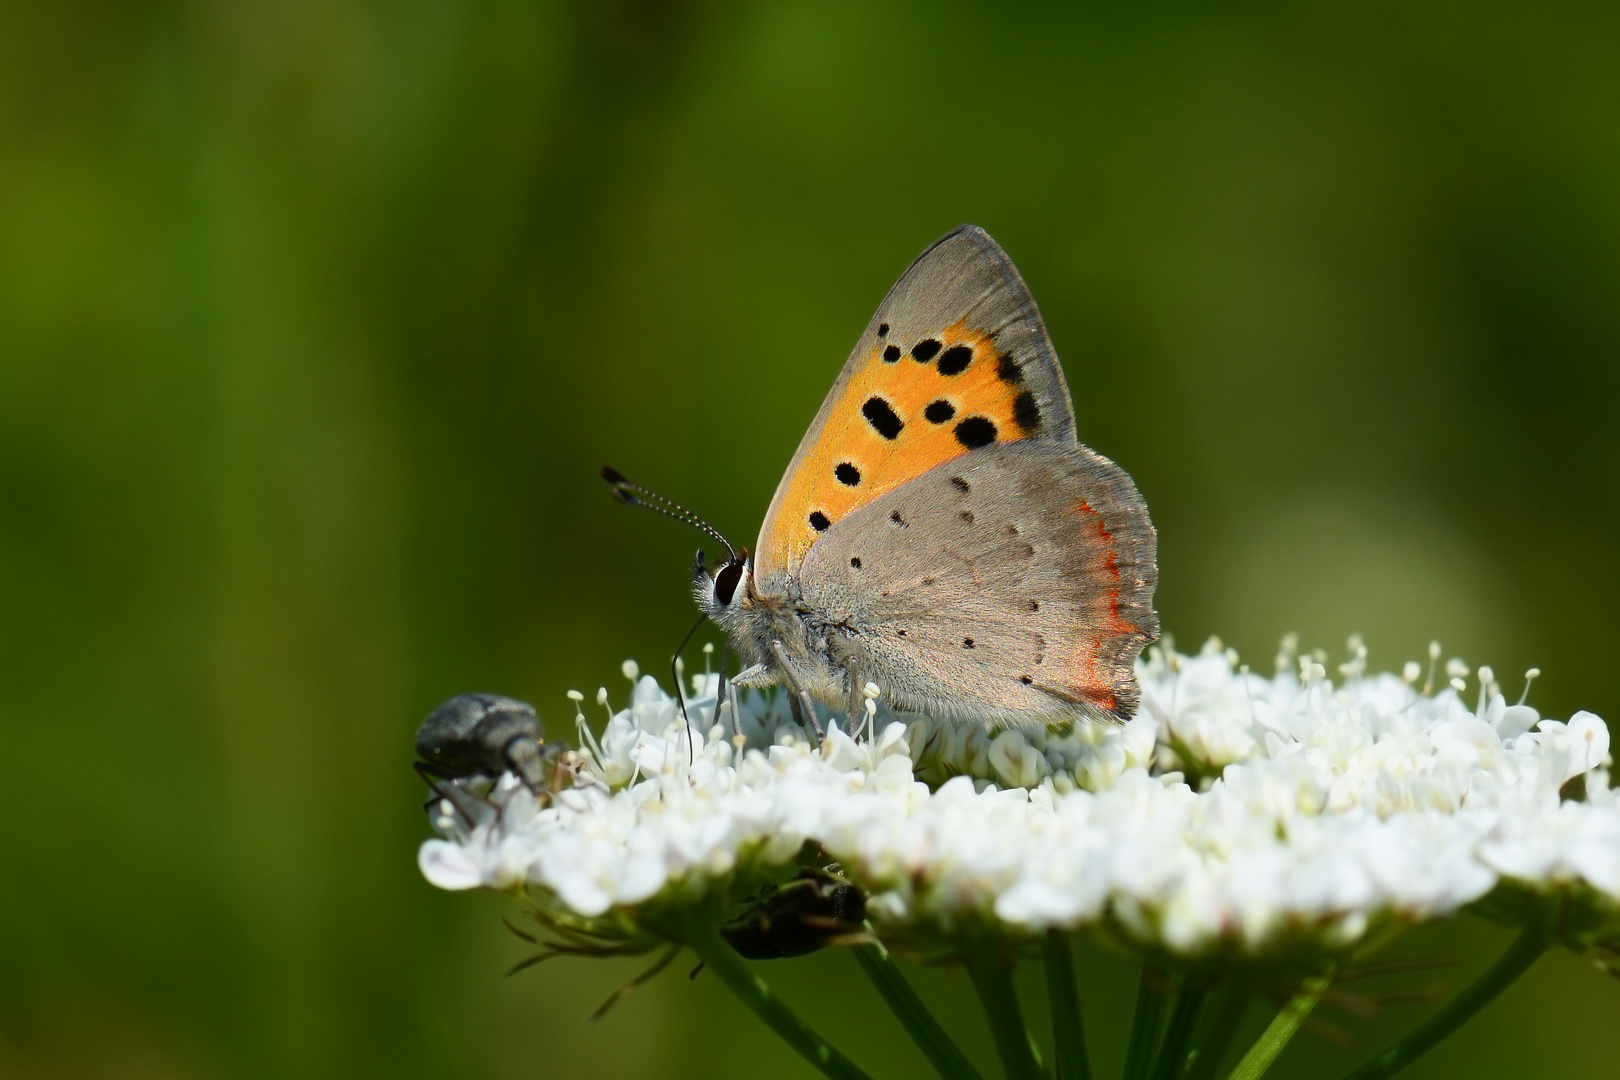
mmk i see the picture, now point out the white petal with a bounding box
[418,840,484,890]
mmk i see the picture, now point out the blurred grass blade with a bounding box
[1338,931,1547,1080]
[683,921,873,1080]
[1182,984,1251,1080]
[1225,969,1334,1080]
[854,941,984,1080]
[1043,932,1092,1080]
[1122,968,1168,1080]
[965,951,1044,1080]
[1149,982,1208,1080]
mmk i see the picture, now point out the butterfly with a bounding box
[609,226,1158,731]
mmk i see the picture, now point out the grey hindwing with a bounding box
[797,441,1159,727]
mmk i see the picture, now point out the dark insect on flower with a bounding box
[414,693,563,796]
[723,868,868,959]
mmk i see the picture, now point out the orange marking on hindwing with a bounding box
[1064,501,1138,710]
[763,322,1037,573]
[1070,632,1119,712]
[1069,499,1114,542]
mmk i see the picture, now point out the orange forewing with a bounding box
[762,321,1036,574]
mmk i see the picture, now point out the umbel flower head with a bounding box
[419,637,1620,968]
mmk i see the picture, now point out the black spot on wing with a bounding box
[911,339,942,363]
[997,353,1023,383]
[890,510,906,527]
[882,344,901,363]
[1020,675,1033,684]
[950,476,969,492]
[962,638,975,649]
[808,511,831,532]
[953,416,997,448]
[850,557,862,568]
[877,322,889,338]
[937,345,972,376]
[862,397,903,439]
[835,462,861,486]
[959,510,975,524]
[1013,390,1041,433]
[924,399,955,424]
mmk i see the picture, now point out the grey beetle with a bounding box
[414,693,550,792]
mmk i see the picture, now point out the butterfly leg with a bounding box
[844,665,863,738]
[722,644,744,743]
[716,642,749,744]
[715,639,732,739]
[770,640,824,741]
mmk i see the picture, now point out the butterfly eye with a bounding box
[713,561,744,606]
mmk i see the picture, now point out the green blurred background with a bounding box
[3,1,1618,1076]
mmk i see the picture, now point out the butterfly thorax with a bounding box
[694,558,851,705]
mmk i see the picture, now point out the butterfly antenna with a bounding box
[600,466,739,562]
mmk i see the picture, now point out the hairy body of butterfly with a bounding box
[695,225,1158,729]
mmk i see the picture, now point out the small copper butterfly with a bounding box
[609,226,1158,730]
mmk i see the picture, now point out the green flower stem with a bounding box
[1149,983,1209,1080]
[1121,969,1168,1080]
[1180,984,1251,1080]
[965,951,1045,1080]
[1041,932,1092,1080]
[682,922,873,1080]
[1225,969,1333,1080]
[854,942,985,1080]
[1338,930,1547,1080]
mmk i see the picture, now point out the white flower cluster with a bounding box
[418,642,1618,956]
